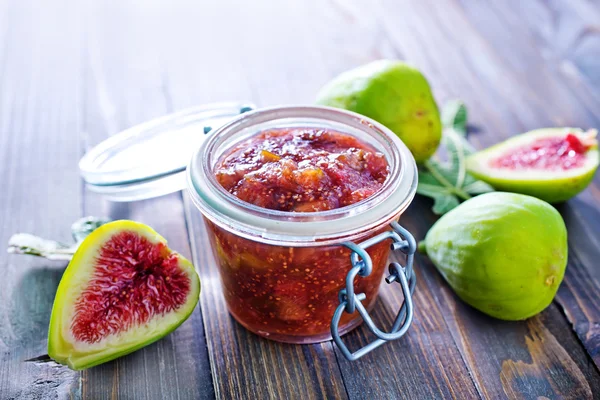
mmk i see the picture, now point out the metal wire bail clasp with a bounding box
[330,221,417,361]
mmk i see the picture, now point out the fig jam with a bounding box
[209,127,393,342]
[215,128,389,212]
[206,222,391,341]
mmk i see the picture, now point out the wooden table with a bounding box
[2,0,600,398]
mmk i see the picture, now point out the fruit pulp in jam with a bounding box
[210,127,393,342]
[215,127,389,211]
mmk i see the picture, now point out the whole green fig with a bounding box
[316,60,442,163]
[420,192,567,320]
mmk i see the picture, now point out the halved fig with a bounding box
[466,128,599,202]
[48,220,200,370]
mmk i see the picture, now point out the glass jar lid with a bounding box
[79,102,254,201]
[187,105,418,246]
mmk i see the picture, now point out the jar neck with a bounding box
[187,105,417,246]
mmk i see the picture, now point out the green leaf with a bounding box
[441,130,467,188]
[431,194,460,215]
[417,179,460,216]
[417,181,451,197]
[441,99,468,135]
[462,180,494,195]
[71,216,110,243]
[444,127,476,157]
[416,100,494,215]
[417,170,442,186]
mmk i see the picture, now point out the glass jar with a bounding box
[187,106,418,359]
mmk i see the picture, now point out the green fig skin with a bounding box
[422,192,567,320]
[316,60,442,163]
[468,167,597,203]
[466,128,599,203]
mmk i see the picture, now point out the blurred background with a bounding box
[2,0,598,213]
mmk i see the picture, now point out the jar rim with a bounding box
[187,105,417,246]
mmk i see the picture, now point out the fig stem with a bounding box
[417,241,427,254]
[7,217,109,261]
[424,159,472,201]
[7,233,77,261]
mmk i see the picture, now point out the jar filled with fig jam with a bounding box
[187,106,418,360]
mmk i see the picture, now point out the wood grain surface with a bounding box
[1,0,599,399]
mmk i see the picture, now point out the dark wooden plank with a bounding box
[451,0,600,373]
[0,0,84,398]
[79,198,214,400]
[184,209,348,399]
[166,1,349,398]
[371,0,600,397]
[463,0,600,373]
[334,242,481,399]
[337,198,600,400]
[555,239,600,368]
[77,1,214,398]
[411,198,600,399]
[178,0,600,397]
[175,0,484,398]
[453,0,600,151]
[499,0,600,103]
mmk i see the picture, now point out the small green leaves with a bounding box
[442,99,468,134]
[71,216,110,243]
[417,100,494,215]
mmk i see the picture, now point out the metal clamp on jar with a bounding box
[333,221,416,360]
